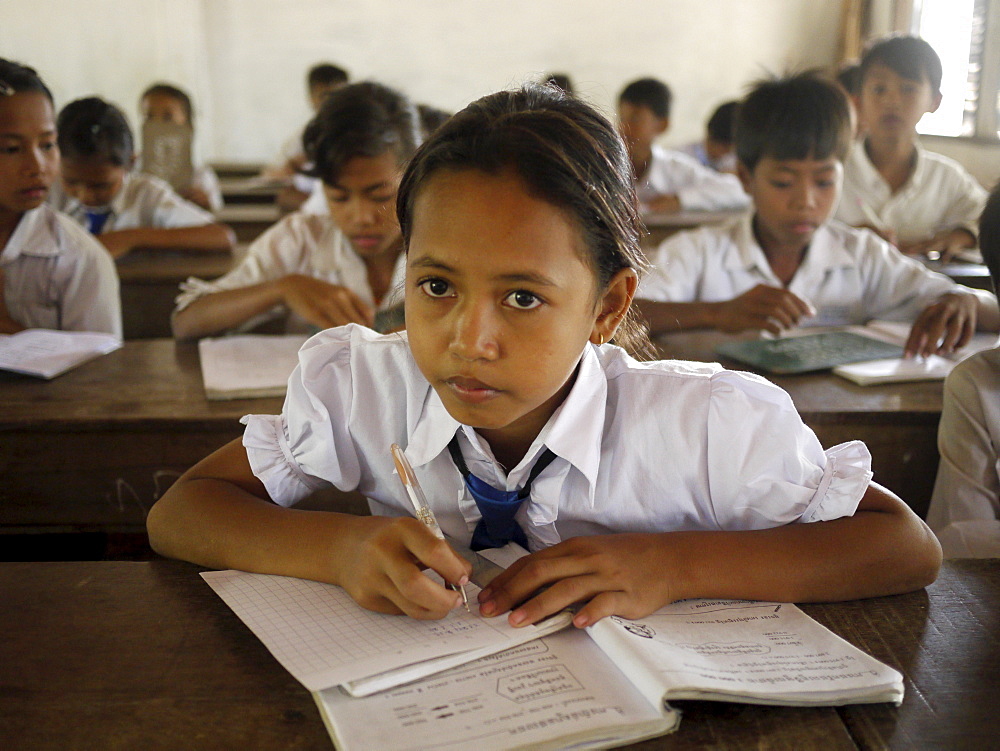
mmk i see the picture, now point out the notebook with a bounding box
[140,120,194,191]
[715,331,905,374]
[198,334,308,400]
[0,329,121,379]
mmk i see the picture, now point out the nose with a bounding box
[448,298,500,361]
[345,196,378,228]
[792,181,819,210]
[22,146,45,176]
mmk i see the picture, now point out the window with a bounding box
[912,0,999,140]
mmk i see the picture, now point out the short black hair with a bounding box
[542,73,574,96]
[860,35,942,95]
[735,71,852,173]
[140,82,194,124]
[706,101,738,144]
[307,63,350,89]
[0,58,53,102]
[57,97,134,167]
[618,78,672,120]
[836,62,862,96]
[303,81,420,185]
[417,103,452,138]
[980,183,1000,295]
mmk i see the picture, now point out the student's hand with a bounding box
[478,534,677,628]
[712,284,816,335]
[180,185,213,212]
[0,268,26,334]
[899,229,977,262]
[904,291,978,358]
[279,274,376,329]
[643,194,682,214]
[334,515,472,619]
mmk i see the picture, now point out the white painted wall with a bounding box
[1,0,843,164]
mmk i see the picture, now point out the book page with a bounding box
[202,569,571,693]
[0,329,121,379]
[198,334,308,399]
[315,629,678,751]
[587,599,902,707]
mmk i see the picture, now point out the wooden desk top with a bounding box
[116,246,236,284]
[215,203,282,224]
[0,559,994,750]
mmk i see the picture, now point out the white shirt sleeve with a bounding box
[52,215,122,338]
[646,149,749,211]
[147,181,216,228]
[191,164,224,212]
[635,229,709,302]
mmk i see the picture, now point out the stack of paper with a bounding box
[198,334,309,400]
[0,328,121,379]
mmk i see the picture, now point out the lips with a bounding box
[445,375,501,404]
[351,235,383,251]
[19,185,48,201]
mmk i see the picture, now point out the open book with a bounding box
[0,328,121,379]
[198,334,308,400]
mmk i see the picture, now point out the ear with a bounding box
[736,162,754,194]
[928,91,942,114]
[655,117,670,136]
[591,268,638,345]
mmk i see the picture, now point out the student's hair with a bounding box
[303,81,421,185]
[835,62,862,97]
[980,183,1000,295]
[0,58,53,102]
[417,104,452,138]
[735,71,852,173]
[542,73,575,96]
[706,101,738,145]
[57,97,134,167]
[307,63,350,89]
[618,78,672,120]
[859,34,942,95]
[140,82,193,124]
[397,84,652,357]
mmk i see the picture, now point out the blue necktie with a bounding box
[447,436,557,551]
[84,210,111,235]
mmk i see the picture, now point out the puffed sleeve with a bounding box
[705,370,872,528]
[241,326,365,506]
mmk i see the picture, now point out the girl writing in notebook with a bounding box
[148,85,940,628]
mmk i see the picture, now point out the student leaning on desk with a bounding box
[147,83,940,631]
[635,71,999,359]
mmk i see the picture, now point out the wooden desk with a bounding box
[215,203,281,242]
[218,176,283,205]
[117,247,236,339]
[641,209,746,248]
[655,331,943,517]
[0,559,994,749]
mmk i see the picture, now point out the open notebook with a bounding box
[198,334,309,400]
[0,329,121,379]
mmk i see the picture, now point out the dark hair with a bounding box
[980,183,1000,295]
[618,78,672,120]
[835,62,862,96]
[140,82,193,124]
[706,101,738,144]
[0,58,53,102]
[860,35,942,95]
[542,73,575,96]
[397,84,651,356]
[735,71,852,173]
[57,97,134,166]
[308,63,350,89]
[303,81,420,185]
[417,103,452,138]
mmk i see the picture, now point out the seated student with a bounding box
[927,184,1000,558]
[616,77,748,214]
[172,82,419,341]
[148,84,940,629]
[139,82,223,212]
[635,71,999,359]
[679,100,739,173]
[0,59,121,337]
[834,35,987,260]
[51,97,234,260]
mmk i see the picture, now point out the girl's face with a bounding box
[322,151,403,261]
[0,92,59,217]
[61,156,129,209]
[405,168,616,455]
[141,92,189,126]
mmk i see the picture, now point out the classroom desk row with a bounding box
[1,558,995,749]
[0,335,944,558]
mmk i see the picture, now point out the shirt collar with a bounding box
[62,171,130,219]
[0,206,59,265]
[727,214,779,282]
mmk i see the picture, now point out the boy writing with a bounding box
[635,71,998,359]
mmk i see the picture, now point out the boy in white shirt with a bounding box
[928,184,1000,557]
[616,78,748,214]
[636,71,998,359]
[834,35,986,260]
[679,100,738,174]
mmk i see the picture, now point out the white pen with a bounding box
[391,443,470,612]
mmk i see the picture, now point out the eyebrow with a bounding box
[327,180,393,194]
[409,255,560,287]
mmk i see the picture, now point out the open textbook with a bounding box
[0,328,121,379]
[197,334,309,399]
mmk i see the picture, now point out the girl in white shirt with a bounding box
[148,85,941,630]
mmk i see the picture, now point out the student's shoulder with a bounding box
[297,323,421,384]
[819,219,896,257]
[918,146,979,178]
[945,345,1000,398]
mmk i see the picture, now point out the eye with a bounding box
[418,277,453,298]
[770,180,792,190]
[504,290,542,310]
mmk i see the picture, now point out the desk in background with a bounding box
[0,558,993,749]
[215,203,282,242]
[655,331,943,518]
[641,208,746,248]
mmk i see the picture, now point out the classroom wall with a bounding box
[0,0,842,164]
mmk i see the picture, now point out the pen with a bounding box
[391,443,470,613]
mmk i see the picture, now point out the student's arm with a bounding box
[0,268,26,334]
[97,223,236,259]
[904,289,1000,358]
[898,228,977,261]
[146,438,471,619]
[478,482,941,629]
[636,284,815,336]
[172,274,374,340]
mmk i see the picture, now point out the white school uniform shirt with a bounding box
[636,214,978,326]
[241,324,872,551]
[834,141,987,244]
[174,211,404,333]
[678,141,737,174]
[0,204,122,337]
[928,346,1000,558]
[52,172,214,232]
[636,144,749,212]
